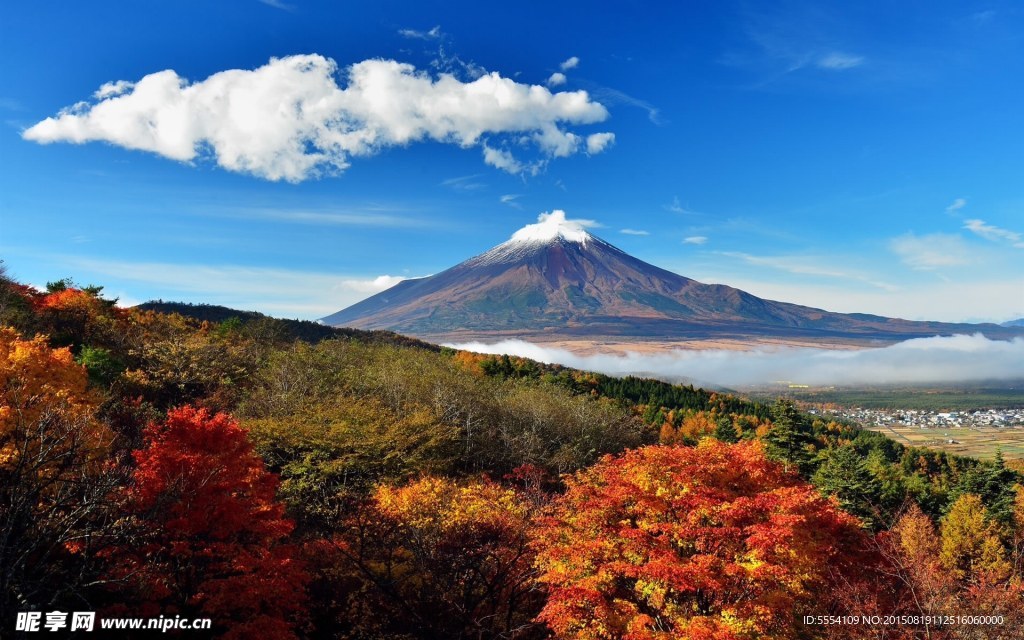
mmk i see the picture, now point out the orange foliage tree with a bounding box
[874,501,1024,639]
[33,285,124,352]
[658,410,719,444]
[532,440,869,639]
[109,406,307,639]
[324,475,545,639]
[0,327,114,611]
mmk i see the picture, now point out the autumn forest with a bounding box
[2,271,1023,639]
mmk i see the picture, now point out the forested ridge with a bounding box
[2,270,1023,639]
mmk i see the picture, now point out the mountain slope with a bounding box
[321,211,1022,344]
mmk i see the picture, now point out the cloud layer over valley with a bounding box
[447,334,1024,387]
[22,55,613,181]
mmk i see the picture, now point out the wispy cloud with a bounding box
[206,207,426,228]
[620,228,649,236]
[587,84,663,124]
[560,56,580,71]
[441,174,486,191]
[448,335,1024,387]
[816,52,864,70]
[964,219,1024,248]
[971,10,996,24]
[726,6,868,86]
[683,236,708,245]
[722,251,897,290]
[23,55,612,181]
[257,0,294,11]
[890,233,973,270]
[665,196,699,215]
[398,25,441,40]
[500,194,523,208]
[685,275,1024,324]
[659,198,716,218]
[429,44,487,80]
[946,198,967,215]
[62,256,413,318]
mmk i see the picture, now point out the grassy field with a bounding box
[862,423,1024,461]
[743,382,1024,411]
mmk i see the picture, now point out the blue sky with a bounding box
[1,0,1022,323]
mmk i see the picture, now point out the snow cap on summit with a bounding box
[510,210,597,244]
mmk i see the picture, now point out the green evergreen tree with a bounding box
[713,415,739,443]
[946,450,1020,529]
[764,399,812,474]
[812,444,883,528]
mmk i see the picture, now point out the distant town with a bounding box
[812,406,1024,430]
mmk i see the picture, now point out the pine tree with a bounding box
[812,444,883,528]
[947,451,1020,529]
[713,415,739,443]
[764,398,812,473]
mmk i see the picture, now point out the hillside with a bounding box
[4,275,1023,637]
[136,300,440,350]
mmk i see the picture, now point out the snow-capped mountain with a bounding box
[321,211,1022,344]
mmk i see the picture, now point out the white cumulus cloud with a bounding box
[23,55,611,181]
[560,56,580,71]
[447,334,1024,387]
[510,210,600,243]
[93,80,134,99]
[482,144,528,175]
[547,72,567,87]
[585,132,615,154]
[339,274,407,293]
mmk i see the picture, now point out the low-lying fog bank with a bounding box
[447,334,1024,388]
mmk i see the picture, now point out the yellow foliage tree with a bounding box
[0,327,105,467]
[940,493,1011,582]
[1013,485,1024,576]
[0,327,114,611]
[121,310,254,410]
[881,503,954,630]
[659,411,717,444]
[894,504,942,573]
[328,476,543,639]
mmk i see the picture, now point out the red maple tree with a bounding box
[109,405,307,639]
[532,440,869,639]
